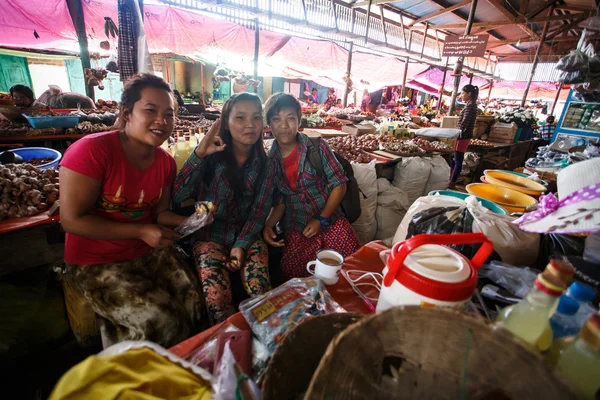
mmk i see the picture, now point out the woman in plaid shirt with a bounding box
[262,93,360,281]
[449,85,479,188]
[172,93,275,325]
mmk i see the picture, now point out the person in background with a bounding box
[172,93,274,325]
[262,93,360,281]
[307,88,319,104]
[336,98,342,108]
[360,89,370,112]
[449,84,479,189]
[538,115,556,143]
[324,87,337,110]
[59,74,203,348]
[10,85,35,107]
[173,89,189,114]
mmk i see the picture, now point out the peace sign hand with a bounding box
[195,119,226,159]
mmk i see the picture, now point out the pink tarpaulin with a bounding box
[0,0,77,51]
[351,52,429,90]
[405,80,441,96]
[481,81,569,101]
[411,67,488,93]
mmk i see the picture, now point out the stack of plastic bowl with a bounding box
[466,183,538,214]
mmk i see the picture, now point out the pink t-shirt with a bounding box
[60,131,176,265]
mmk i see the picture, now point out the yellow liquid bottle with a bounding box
[501,272,565,349]
[555,314,600,399]
[174,133,190,171]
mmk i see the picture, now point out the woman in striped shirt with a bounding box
[449,85,479,189]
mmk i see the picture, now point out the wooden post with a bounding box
[343,42,354,107]
[550,85,562,116]
[521,5,555,107]
[469,73,474,84]
[200,62,205,105]
[487,79,494,100]
[408,30,413,51]
[253,18,259,94]
[420,22,429,58]
[66,0,94,100]
[380,6,388,46]
[437,58,449,110]
[401,57,410,96]
[351,8,356,34]
[331,0,339,32]
[301,0,308,23]
[365,0,373,44]
[448,0,478,116]
[399,12,408,49]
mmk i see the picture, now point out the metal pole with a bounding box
[469,73,473,85]
[253,18,259,93]
[401,57,410,96]
[550,85,562,116]
[66,0,94,100]
[437,58,449,110]
[521,6,555,107]
[448,0,478,116]
[343,42,354,107]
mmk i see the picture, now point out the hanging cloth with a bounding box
[118,0,137,81]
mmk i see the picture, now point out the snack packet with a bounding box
[175,201,215,238]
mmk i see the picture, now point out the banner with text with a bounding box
[442,35,489,57]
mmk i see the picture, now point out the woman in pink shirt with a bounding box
[59,74,203,348]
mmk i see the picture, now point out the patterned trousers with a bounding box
[193,240,271,326]
[66,246,204,349]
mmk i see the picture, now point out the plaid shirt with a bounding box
[269,132,347,232]
[118,0,137,81]
[538,124,555,141]
[458,101,477,140]
[172,148,274,250]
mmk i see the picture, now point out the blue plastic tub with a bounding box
[24,115,79,129]
[428,190,508,215]
[7,147,62,169]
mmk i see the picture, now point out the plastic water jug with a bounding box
[377,233,494,311]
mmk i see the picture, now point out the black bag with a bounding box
[307,137,361,223]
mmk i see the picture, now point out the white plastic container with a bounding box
[377,233,493,311]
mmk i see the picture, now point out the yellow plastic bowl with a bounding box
[466,183,538,214]
[483,170,547,196]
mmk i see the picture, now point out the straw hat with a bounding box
[515,158,600,234]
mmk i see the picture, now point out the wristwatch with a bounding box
[316,215,332,228]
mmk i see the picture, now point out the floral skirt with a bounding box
[281,218,361,281]
[66,246,203,349]
[193,240,271,326]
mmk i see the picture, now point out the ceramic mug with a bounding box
[306,249,344,285]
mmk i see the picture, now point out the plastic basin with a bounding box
[505,170,549,187]
[24,115,80,129]
[483,169,547,196]
[7,147,62,169]
[466,183,537,214]
[428,190,508,215]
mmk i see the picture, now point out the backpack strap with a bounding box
[307,136,325,179]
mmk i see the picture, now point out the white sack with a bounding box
[392,157,431,206]
[375,178,409,242]
[424,155,451,194]
[351,160,378,244]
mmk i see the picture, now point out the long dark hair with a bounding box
[462,84,479,101]
[113,73,172,130]
[214,92,266,200]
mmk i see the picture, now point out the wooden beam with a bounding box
[379,6,388,45]
[531,12,590,23]
[556,4,596,12]
[66,0,94,100]
[520,0,530,16]
[399,12,408,49]
[331,0,339,32]
[343,42,353,107]
[365,0,373,44]
[488,34,585,47]
[401,57,409,95]
[526,0,560,19]
[300,0,308,22]
[547,14,588,39]
[410,12,585,30]
[408,0,472,26]
[351,8,356,33]
[421,22,428,58]
[352,0,395,8]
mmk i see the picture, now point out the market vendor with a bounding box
[59,74,203,348]
[173,89,189,115]
[262,93,360,281]
[324,87,337,110]
[172,93,275,326]
[449,84,478,189]
[360,89,370,112]
[307,88,319,104]
[9,84,35,107]
[538,115,556,144]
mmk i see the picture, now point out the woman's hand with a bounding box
[139,224,181,248]
[226,247,245,272]
[302,219,322,239]
[195,119,226,159]
[263,226,285,247]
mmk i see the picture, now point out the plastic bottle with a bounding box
[566,282,598,331]
[501,272,566,350]
[174,132,189,171]
[555,313,600,399]
[549,296,581,340]
[496,259,575,322]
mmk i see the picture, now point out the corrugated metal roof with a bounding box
[497,62,562,81]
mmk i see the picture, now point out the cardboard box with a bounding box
[489,122,518,143]
[441,116,459,129]
[341,124,376,136]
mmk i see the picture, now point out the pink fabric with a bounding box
[455,139,470,152]
[411,67,488,93]
[351,52,429,90]
[481,81,570,101]
[0,0,77,51]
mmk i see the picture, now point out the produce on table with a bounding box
[325,136,374,163]
[174,116,215,131]
[470,139,495,147]
[28,158,54,166]
[0,120,29,136]
[324,117,342,127]
[302,114,326,128]
[0,164,59,220]
[68,122,112,134]
[409,137,452,152]
[381,140,426,156]
[95,99,119,112]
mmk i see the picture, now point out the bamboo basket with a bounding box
[262,313,363,400]
[305,307,577,400]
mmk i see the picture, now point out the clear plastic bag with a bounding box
[560,69,588,84]
[174,201,215,238]
[239,277,345,354]
[478,261,539,298]
[556,50,589,72]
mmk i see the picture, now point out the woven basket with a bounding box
[262,313,363,400]
[305,307,577,400]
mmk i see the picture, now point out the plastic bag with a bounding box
[560,69,588,85]
[537,233,585,270]
[175,201,215,238]
[239,277,345,354]
[414,128,460,138]
[478,261,539,298]
[423,155,451,194]
[214,343,237,400]
[351,160,378,244]
[556,50,589,72]
[375,178,409,242]
[393,157,431,205]
[584,232,600,264]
